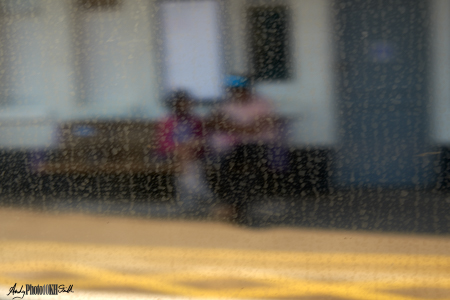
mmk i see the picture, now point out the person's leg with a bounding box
[173,144,213,208]
[217,146,240,204]
[212,144,269,223]
[218,144,261,224]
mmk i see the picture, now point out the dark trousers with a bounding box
[214,144,271,222]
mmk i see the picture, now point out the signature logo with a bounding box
[7,283,73,299]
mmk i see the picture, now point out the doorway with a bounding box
[335,0,433,187]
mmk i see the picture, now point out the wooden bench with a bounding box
[36,120,180,176]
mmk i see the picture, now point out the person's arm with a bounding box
[153,117,175,152]
[204,111,234,132]
[232,114,280,134]
[205,112,280,134]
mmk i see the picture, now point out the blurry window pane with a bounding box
[248,6,290,80]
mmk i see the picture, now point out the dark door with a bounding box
[335,0,433,187]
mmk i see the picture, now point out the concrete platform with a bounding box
[0,208,450,299]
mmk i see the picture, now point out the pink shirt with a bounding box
[211,95,278,152]
[156,115,204,155]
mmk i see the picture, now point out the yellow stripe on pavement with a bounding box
[0,241,449,299]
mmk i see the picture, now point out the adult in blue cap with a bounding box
[207,75,282,224]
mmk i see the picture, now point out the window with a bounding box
[248,6,291,81]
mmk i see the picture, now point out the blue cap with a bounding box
[225,75,249,88]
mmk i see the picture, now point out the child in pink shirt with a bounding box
[156,90,211,203]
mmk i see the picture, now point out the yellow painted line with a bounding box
[0,262,426,300]
[0,241,449,299]
[2,240,449,267]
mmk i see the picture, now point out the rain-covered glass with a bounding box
[0,1,449,299]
